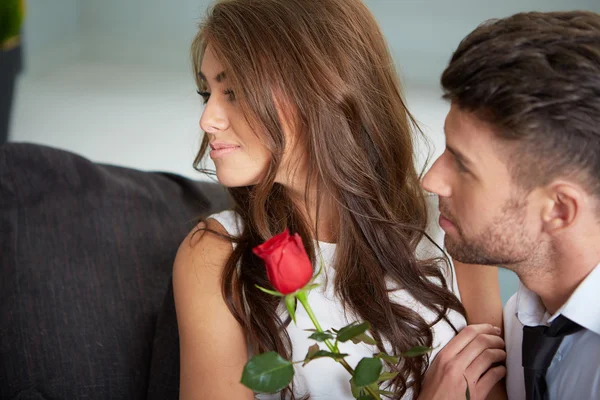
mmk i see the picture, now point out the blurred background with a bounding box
[6,0,600,303]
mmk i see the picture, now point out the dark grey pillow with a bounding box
[147,279,180,400]
[0,143,229,399]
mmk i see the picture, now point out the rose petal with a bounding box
[253,229,290,258]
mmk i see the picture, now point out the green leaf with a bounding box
[337,321,371,343]
[374,352,399,364]
[377,371,398,382]
[304,283,321,291]
[351,333,377,345]
[303,349,349,366]
[255,284,284,297]
[304,328,333,333]
[400,346,433,358]
[378,390,395,396]
[241,352,294,394]
[285,294,297,324]
[362,383,384,399]
[305,344,320,359]
[357,396,375,400]
[367,382,382,395]
[353,357,383,387]
[464,375,471,400]
[349,378,361,398]
[309,331,334,342]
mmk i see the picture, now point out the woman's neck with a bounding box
[284,180,338,244]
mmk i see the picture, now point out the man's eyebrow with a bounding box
[446,144,474,168]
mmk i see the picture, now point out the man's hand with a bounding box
[417,324,506,400]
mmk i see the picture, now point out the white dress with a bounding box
[208,195,466,399]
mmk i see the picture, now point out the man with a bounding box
[422,10,600,400]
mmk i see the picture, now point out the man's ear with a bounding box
[540,183,582,234]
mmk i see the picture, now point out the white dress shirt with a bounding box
[504,263,600,400]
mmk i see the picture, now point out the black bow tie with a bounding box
[522,314,583,400]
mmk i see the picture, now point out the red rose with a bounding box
[252,229,313,295]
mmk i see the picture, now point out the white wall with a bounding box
[22,0,81,76]
[77,0,207,74]
[366,0,600,84]
[74,0,600,84]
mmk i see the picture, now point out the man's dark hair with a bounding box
[442,11,600,195]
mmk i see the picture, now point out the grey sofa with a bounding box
[0,143,231,399]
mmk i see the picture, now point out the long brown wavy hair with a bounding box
[191,0,466,398]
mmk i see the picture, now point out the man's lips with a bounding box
[438,212,456,231]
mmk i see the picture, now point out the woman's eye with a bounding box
[455,159,469,174]
[224,89,236,102]
[196,89,210,104]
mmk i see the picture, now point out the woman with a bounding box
[173,0,503,399]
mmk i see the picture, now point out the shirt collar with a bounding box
[515,281,550,327]
[514,263,600,336]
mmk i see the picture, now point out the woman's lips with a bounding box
[209,144,240,159]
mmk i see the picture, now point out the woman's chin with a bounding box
[215,170,261,188]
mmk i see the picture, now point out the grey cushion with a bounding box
[0,143,230,399]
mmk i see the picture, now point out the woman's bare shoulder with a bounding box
[173,219,254,399]
[174,217,234,278]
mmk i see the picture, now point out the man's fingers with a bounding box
[465,348,506,382]
[437,324,502,359]
[475,365,507,397]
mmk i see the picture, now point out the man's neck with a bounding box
[518,241,600,315]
